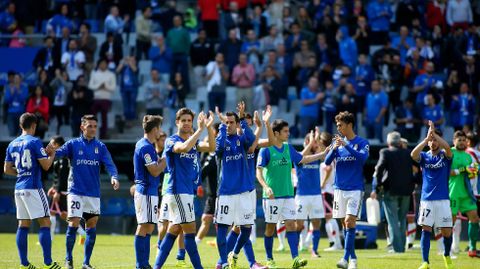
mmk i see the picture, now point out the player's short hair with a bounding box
[335,111,355,126]
[466,131,479,146]
[433,129,443,137]
[143,115,163,133]
[225,111,240,123]
[272,119,289,133]
[453,130,466,139]
[51,135,65,146]
[175,107,195,121]
[320,132,333,147]
[19,112,37,130]
[81,115,98,125]
[213,122,221,133]
[245,113,253,120]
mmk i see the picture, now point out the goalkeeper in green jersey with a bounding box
[449,131,480,258]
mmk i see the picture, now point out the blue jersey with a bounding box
[216,120,255,195]
[418,151,452,201]
[295,160,321,196]
[5,135,48,190]
[134,138,160,196]
[247,152,256,186]
[325,136,369,191]
[164,134,200,195]
[55,136,118,198]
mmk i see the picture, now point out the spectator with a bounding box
[166,15,191,94]
[54,27,72,64]
[285,23,304,55]
[422,93,444,130]
[366,0,392,45]
[0,2,17,45]
[169,72,187,108]
[99,31,123,70]
[89,59,117,139]
[371,39,400,70]
[431,25,446,69]
[68,76,93,137]
[315,33,337,84]
[404,48,424,87]
[135,6,153,60]
[184,8,198,32]
[4,74,29,136]
[387,55,405,111]
[407,37,434,61]
[355,53,375,113]
[218,28,243,76]
[116,56,139,124]
[293,40,316,71]
[104,5,129,41]
[77,23,97,76]
[258,65,284,110]
[450,83,476,131]
[50,69,72,134]
[395,0,421,29]
[426,0,447,32]
[222,1,245,39]
[281,6,295,33]
[47,4,74,37]
[37,69,53,103]
[61,39,86,82]
[144,69,168,116]
[268,0,287,31]
[322,80,338,134]
[149,34,172,83]
[260,25,284,56]
[462,24,479,57]
[395,98,422,143]
[364,80,389,143]
[299,76,322,136]
[198,0,221,39]
[152,0,181,34]
[2,71,15,124]
[336,25,358,69]
[296,6,314,34]
[206,52,229,111]
[371,131,414,253]
[392,26,415,65]
[445,69,461,108]
[190,29,215,89]
[446,0,473,30]
[26,85,49,139]
[232,53,256,110]
[412,61,437,105]
[352,16,370,55]
[241,29,261,72]
[460,55,480,96]
[249,5,268,38]
[33,36,58,78]
[296,56,319,93]
[9,26,25,48]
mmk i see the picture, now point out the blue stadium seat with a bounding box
[256,199,264,219]
[102,197,126,216]
[0,196,14,214]
[124,198,136,217]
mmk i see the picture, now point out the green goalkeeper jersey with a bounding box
[450,148,472,198]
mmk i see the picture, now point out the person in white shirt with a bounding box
[446,0,473,29]
[61,40,86,82]
[205,52,229,111]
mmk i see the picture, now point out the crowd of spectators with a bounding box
[1,0,480,142]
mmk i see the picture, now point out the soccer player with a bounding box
[324,111,369,269]
[411,121,454,269]
[3,112,61,269]
[256,119,328,269]
[449,130,480,258]
[56,115,120,269]
[154,108,215,269]
[133,115,166,269]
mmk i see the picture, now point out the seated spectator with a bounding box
[144,69,169,116]
[26,85,49,138]
[50,69,72,134]
[371,39,400,70]
[366,0,392,45]
[260,25,284,56]
[190,29,215,89]
[61,39,86,82]
[77,23,97,76]
[104,5,129,41]
[9,26,25,48]
[281,6,295,34]
[446,0,473,30]
[149,34,172,83]
[422,93,444,130]
[47,4,75,37]
[293,40,316,71]
[99,31,123,71]
[218,28,243,76]
[392,26,415,65]
[198,0,221,39]
[299,76,322,137]
[322,80,338,134]
[395,97,422,143]
[241,29,261,72]
[260,49,283,77]
[135,6,153,61]
[206,52,229,111]
[68,75,93,137]
[89,59,117,139]
[411,61,437,105]
[363,80,389,143]
[0,2,17,45]
[337,82,358,120]
[4,73,29,136]
[336,26,358,69]
[116,56,139,124]
[232,53,256,110]
[450,83,476,131]
[33,36,58,79]
[37,69,53,102]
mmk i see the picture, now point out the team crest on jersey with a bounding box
[78,150,83,155]
[353,144,358,150]
[95,147,99,154]
[226,146,231,151]
[236,140,240,146]
[144,153,152,163]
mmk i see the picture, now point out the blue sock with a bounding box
[184,233,203,269]
[144,234,151,266]
[343,228,354,261]
[233,226,252,255]
[135,235,146,268]
[444,235,452,257]
[226,229,239,253]
[16,227,29,266]
[312,230,321,253]
[264,235,274,260]
[217,224,229,265]
[286,231,299,258]
[421,230,431,263]
[348,228,357,259]
[65,226,78,261]
[177,248,186,260]
[84,228,96,265]
[155,233,177,268]
[243,239,256,267]
[39,227,52,265]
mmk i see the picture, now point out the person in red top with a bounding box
[426,0,447,33]
[26,85,50,138]
[232,53,256,111]
[198,0,221,39]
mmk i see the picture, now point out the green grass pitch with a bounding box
[0,234,477,268]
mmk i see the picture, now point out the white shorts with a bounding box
[215,190,256,225]
[158,196,170,222]
[418,200,453,228]
[15,189,50,220]
[295,194,325,220]
[333,189,363,219]
[163,194,195,224]
[134,192,159,224]
[67,194,101,219]
[263,198,296,223]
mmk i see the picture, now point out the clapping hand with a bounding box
[253,110,261,127]
[237,101,246,118]
[262,105,272,123]
[197,111,206,130]
[205,110,215,128]
[215,106,227,124]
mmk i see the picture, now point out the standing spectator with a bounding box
[241,29,261,72]
[144,69,168,116]
[232,53,256,110]
[364,80,389,142]
[89,59,117,139]
[116,56,139,124]
[352,16,370,55]
[222,1,245,39]
[169,72,188,108]
[0,2,17,43]
[26,86,49,139]
[392,26,415,65]
[47,4,75,37]
[450,83,476,131]
[371,131,414,253]
[412,61,437,105]
[166,15,191,93]
[422,93,444,130]
[395,97,422,143]
[198,0,221,39]
[336,26,358,69]
[322,80,338,134]
[190,29,215,89]
[260,26,284,56]
[388,55,405,111]
[426,0,447,32]
[135,6,153,60]
[33,36,58,79]
[355,54,375,113]
[68,76,93,137]
[460,56,480,96]
[77,23,97,76]
[446,0,473,30]
[285,23,304,56]
[54,27,72,62]
[299,76,322,136]
[218,28,243,76]
[206,52,229,111]
[50,69,73,134]
[61,40,86,82]
[149,34,172,83]
[152,0,181,34]
[366,0,392,45]
[258,65,284,110]
[249,4,268,38]
[315,33,337,84]
[99,32,123,71]
[4,74,29,136]
[104,5,129,41]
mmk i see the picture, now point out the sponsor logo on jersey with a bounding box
[95,147,98,154]
[303,164,319,169]
[144,153,152,164]
[78,150,83,155]
[247,153,255,159]
[272,157,289,166]
[179,152,197,159]
[337,156,357,162]
[226,153,243,162]
[76,159,100,166]
[424,160,446,169]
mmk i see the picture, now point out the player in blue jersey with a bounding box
[324,111,369,269]
[55,115,119,269]
[154,108,215,269]
[133,115,166,269]
[295,128,326,258]
[3,112,62,269]
[411,121,454,269]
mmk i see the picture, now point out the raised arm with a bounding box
[257,105,275,148]
[248,111,262,153]
[174,113,206,153]
[198,111,216,152]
